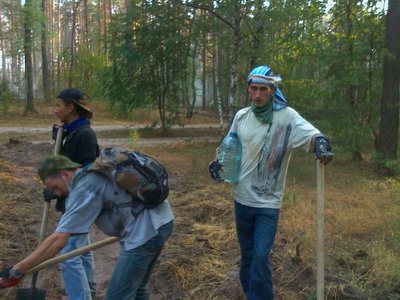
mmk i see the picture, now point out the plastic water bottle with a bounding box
[218,132,242,183]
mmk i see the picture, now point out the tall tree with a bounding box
[201,10,207,110]
[323,0,384,160]
[377,0,400,160]
[24,0,35,112]
[82,0,89,45]
[8,0,23,98]
[104,0,191,131]
[41,0,52,102]
[68,1,80,87]
[0,0,7,86]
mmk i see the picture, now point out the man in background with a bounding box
[43,88,99,299]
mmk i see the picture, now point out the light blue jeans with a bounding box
[60,234,96,300]
[235,201,280,300]
[105,221,173,300]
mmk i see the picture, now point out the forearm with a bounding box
[13,232,69,273]
[309,134,317,153]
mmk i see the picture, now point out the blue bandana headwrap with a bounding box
[247,65,287,111]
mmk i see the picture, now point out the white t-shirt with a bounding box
[229,106,320,209]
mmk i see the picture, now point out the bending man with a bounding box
[1,155,174,300]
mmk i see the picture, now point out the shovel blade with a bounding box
[16,287,46,300]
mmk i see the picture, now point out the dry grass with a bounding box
[277,153,400,298]
[150,145,400,299]
[1,105,400,299]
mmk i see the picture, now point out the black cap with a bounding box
[57,88,92,114]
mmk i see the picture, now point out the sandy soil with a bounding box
[0,124,221,135]
[0,128,369,300]
[0,136,153,299]
[0,132,226,300]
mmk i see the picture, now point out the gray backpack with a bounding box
[88,147,169,216]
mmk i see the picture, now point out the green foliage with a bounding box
[0,82,16,113]
[49,0,387,158]
[375,156,400,176]
[99,1,191,131]
[321,1,384,158]
[72,47,108,98]
[128,130,141,151]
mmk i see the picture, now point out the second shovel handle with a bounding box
[26,236,120,275]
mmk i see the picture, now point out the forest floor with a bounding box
[1,103,400,299]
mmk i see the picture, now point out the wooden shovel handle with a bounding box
[26,236,120,275]
[316,161,325,300]
[29,125,65,289]
[37,127,64,244]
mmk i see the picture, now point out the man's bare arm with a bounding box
[13,232,70,273]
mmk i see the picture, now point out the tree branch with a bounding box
[183,3,235,31]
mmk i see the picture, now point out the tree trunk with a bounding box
[0,0,7,85]
[249,0,264,68]
[50,0,55,94]
[68,1,80,87]
[56,0,61,92]
[106,0,112,64]
[213,38,224,138]
[377,0,400,160]
[189,40,198,118]
[41,0,52,102]
[228,2,241,121]
[24,0,35,113]
[103,0,108,57]
[201,27,207,110]
[83,0,89,46]
[10,0,22,97]
[345,1,362,161]
[98,0,102,52]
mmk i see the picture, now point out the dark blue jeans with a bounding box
[105,221,173,300]
[235,201,280,300]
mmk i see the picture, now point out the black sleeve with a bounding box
[61,126,99,166]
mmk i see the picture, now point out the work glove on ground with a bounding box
[313,134,334,165]
[208,160,223,182]
[43,187,57,202]
[0,267,23,289]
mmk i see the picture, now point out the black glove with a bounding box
[0,267,23,289]
[43,187,57,202]
[208,160,223,182]
[52,124,62,141]
[55,196,67,213]
[313,134,334,165]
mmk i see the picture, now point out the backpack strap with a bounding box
[72,162,93,182]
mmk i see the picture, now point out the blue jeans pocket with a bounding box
[143,221,173,253]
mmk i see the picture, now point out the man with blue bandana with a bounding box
[209,65,334,299]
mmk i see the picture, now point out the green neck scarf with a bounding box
[251,101,273,124]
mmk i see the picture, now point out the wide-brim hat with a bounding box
[38,154,81,181]
[57,88,92,114]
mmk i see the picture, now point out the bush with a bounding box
[375,156,400,177]
[0,82,16,112]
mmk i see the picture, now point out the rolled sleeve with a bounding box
[56,172,106,234]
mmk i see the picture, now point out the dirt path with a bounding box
[0,132,216,300]
[0,123,221,134]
